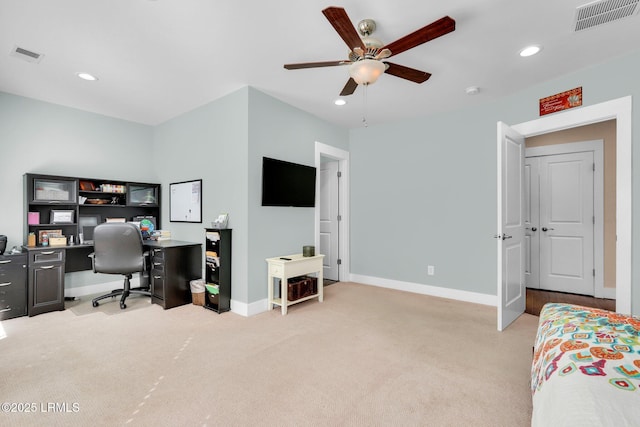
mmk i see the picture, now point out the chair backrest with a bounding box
[92,222,145,275]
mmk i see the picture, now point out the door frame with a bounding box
[315,141,350,282]
[507,96,631,314]
[525,140,606,298]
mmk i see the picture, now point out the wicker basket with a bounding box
[192,291,205,306]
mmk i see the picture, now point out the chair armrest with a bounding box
[142,250,150,271]
[88,252,96,273]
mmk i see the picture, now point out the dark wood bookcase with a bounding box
[24,173,160,253]
[204,228,231,313]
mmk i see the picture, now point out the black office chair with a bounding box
[90,222,151,309]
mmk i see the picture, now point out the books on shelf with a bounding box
[98,183,126,193]
[27,212,40,225]
[151,230,171,241]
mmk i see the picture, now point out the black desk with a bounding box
[145,240,202,309]
[22,239,202,316]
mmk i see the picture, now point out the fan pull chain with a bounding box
[362,83,369,127]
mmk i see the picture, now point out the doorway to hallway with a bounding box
[315,142,350,283]
[524,141,603,297]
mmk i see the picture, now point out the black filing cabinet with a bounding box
[149,241,202,309]
[27,248,65,316]
[0,253,28,320]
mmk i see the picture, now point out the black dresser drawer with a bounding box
[28,249,65,265]
[0,253,28,320]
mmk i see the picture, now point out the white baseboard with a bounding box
[244,275,497,317]
[349,274,497,307]
[231,298,268,317]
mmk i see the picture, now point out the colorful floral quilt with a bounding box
[531,303,640,426]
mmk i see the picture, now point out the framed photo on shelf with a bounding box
[38,229,62,244]
[170,179,202,223]
[212,213,229,229]
[50,209,75,224]
[79,180,95,191]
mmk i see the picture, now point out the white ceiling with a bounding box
[2,0,640,129]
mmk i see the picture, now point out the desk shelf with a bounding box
[22,173,162,319]
[24,173,161,250]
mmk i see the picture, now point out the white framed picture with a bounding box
[50,209,75,224]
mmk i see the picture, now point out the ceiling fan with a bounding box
[284,7,456,96]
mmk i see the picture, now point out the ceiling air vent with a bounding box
[574,0,640,31]
[9,45,44,63]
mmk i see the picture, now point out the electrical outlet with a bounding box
[427,265,435,276]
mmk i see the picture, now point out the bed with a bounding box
[531,303,640,426]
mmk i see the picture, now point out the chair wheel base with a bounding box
[120,302,126,309]
[92,301,99,307]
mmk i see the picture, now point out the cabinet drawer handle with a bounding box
[154,262,162,266]
[153,275,162,279]
[40,251,55,255]
[40,265,55,269]
[0,308,10,313]
[0,260,11,264]
[0,282,11,287]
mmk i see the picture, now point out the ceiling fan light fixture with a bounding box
[349,59,385,85]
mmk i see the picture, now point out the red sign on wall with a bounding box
[539,87,582,116]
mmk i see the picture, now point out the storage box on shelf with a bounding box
[286,276,318,301]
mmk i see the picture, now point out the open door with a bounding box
[497,122,526,331]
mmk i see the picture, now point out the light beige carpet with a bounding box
[0,282,538,426]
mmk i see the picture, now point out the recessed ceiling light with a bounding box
[76,72,98,81]
[465,86,480,95]
[519,45,542,57]
[334,99,347,106]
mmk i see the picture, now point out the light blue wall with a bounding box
[246,88,349,302]
[152,87,348,305]
[3,48,640,314]
[0,87,347,306]
[153,88,250,302]
[349,48,640,314]
[0,92,155,288]
[350,106,498,294]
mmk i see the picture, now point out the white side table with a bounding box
[266,253,324,315]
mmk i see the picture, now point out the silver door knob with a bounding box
[526,227,537,232]
[541,227,554,232]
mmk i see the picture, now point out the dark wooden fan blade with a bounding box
[322,6,366,51]
[384,62,431,83]
[340,78,358,96]
[383,16,455,57]
[284,61,349,70]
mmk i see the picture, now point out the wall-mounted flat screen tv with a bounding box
[261,157,316,207]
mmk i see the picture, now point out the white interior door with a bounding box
[320,161,339,280]
[524,157,540,288]
[497,122,526,331]
[539,151,594,295]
